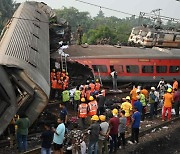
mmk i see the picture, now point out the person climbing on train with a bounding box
[78,98,88,129]
[121,96,133,128]
[77,25,83,45]
[109,109,119,153]
[173,78,178,91]
[95,79,101,92]
[89,80,95,93]
[98,115,109,154]
[162,88,173,121]
[130,85,138,106]
[110,69,118,90]
[62,88,70,106]
[74,86,81,111]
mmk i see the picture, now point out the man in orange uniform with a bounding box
[173,78,178,91]
[50,69,56,81]
[61,69,66,78]
[56,70,61,80]
[141,86,149,99]
[95,79,101,92]
[162,88,173,121]
[89,80,95,93]
[57,77,63,98]
[88,96,98,117]
[130,85,138,107]
[78,98,88,129]
[86,87,91,101]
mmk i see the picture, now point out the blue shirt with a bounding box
[53,123,65,145]
[134,100,143,113]
[132,111,141,128]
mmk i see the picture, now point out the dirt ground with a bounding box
[122,119,180,154]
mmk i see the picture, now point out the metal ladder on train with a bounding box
[61,54,68,73]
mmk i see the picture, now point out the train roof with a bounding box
[64,45,180,59]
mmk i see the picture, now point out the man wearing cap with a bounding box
[162,88,173,121]
[99,115,109,154]
[121,96,132,127]
[149,87,157,120]
[109,109,120,153]
[87,115,100,154]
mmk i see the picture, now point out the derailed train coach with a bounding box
[0,2,54,134]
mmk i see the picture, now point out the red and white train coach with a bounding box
[64,45,180,83]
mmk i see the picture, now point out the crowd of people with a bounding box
[6,77,180,154]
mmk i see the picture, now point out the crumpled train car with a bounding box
[0,1,53,134]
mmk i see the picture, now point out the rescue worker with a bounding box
[173,78,178,91]
[87,115,100,154]
[137,89,146,121]
[130,85,138,106]
[77,25,83,45]
[109,109,119,153]
[86,87,91,101]
[61,69,66,78]
[121,96,132,127]
[50,69,56,81]
[141,86,149,99]
[51,77,57,101]
[88,96,98,117]
[63,76,68,90]
[74,86,81,111]
[98,115,109,154]
[56,70,61,80]
[95,79,101,92]
[89,80,95,93]
[78,98,88,129]
[62,89,70,106]
[110,69,118,90]
[162,88,173,121]
[149,87,157,120]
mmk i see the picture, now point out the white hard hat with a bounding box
[151,87,155,90]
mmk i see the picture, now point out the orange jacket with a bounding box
[51,79,57,89]
[88,100,98,116]
[50,72,56,81]
[78,103,88,118]
[57,80,63,89]
[95,83,101,91]
[86,90,91,100]
[56,72,61,80]
[89,83,95,92]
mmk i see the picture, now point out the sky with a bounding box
[16,0,180,20]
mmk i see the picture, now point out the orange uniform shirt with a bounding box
[130,88,138,100]
[163,93,173,108]
[141,89,149,98]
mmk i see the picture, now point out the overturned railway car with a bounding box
[0,2,52,134]
[64,45,180,83]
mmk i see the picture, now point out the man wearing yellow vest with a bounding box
[74,86,81,111]
[62,89,70,106]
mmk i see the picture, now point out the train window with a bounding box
[164,34,174,41]
[169,66,179,73]
[175,35,180,41]
[126,65,139,73]
[92,65,107,73]
[111,65,124,73]
[142,65,154,73]
[156,66,167,73]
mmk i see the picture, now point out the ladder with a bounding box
[61,54,67,72]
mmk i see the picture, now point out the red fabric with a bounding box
[162,106,172,121]
[109,117,119,135]
[126,116,131,127]
[51,79,57,89]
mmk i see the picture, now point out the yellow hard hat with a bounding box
[91,115,99,121]
[99,115,106,121]
[60,77,63,80]
[96,79,99,82]
[52,69,55,72]
[81,98,85,102]
[66,72,68,75]
[62,69,65,72]
[89,96,94,101]
[112,109,118,115]
[167,88,172,93]
[126,96,131,100]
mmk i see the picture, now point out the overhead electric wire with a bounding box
[75,0,138,17]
